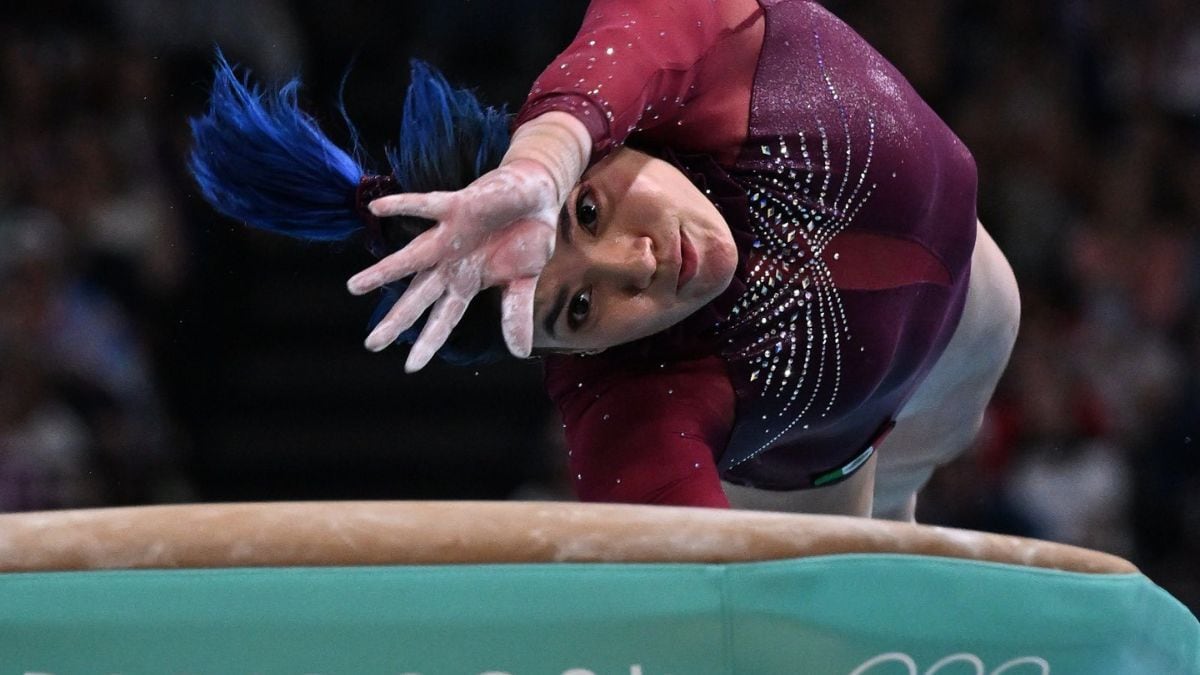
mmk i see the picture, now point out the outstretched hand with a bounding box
[346,158,561,372]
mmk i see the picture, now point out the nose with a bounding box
[589,235,656,292]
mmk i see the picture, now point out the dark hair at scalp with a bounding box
[188,49,511,366]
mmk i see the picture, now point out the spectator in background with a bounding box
[0,206,187,508]
[0,12,204,509]
[818,0,1197,611]
[0,336,100,512]
[0,211,99,511]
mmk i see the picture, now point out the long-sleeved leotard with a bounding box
[516,0,978,506]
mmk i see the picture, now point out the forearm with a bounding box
[500,111,592,205]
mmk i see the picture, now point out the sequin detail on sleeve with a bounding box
[514,0,761,162]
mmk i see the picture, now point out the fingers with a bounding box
[405,294,471,373]
[363,270,445,352]
[500,277,537,359]
[367,191,453,220]
[351,167,562,367]
[347,227,443,296]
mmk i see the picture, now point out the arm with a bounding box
[515,0,763,162]
[547,354,736,508]
[499,111,591,206]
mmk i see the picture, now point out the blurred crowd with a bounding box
[837,0,1200,613]
[0,1,1195,611]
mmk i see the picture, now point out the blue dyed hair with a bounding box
[189,50,512,365]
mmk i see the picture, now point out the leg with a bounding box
[872,222,1020,521]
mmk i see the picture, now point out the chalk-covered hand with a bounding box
[346,158,561,372]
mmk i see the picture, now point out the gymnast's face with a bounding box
[532,147,738,353]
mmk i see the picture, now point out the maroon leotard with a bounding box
[515,0,978,506]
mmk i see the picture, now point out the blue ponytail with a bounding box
[388,60,511,195]
[189,50,514,366]
[188,50,365,241]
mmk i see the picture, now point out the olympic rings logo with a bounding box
[849,652,1050,675]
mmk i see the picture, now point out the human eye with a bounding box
[575,187,599,234]
[567,287,592,330]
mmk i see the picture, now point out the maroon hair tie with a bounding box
[355,174,399,258]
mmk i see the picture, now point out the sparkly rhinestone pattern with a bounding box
[715,31,879,470]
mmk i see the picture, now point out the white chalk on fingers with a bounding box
[368,191,449,220]
[367,199,397,217]
[404,344,436,373]
[364,329,393,352]
[501,313,533,358]
[346,275,376,295]
[500,278,536,358]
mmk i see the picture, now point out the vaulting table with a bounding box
[0,501,1195,674]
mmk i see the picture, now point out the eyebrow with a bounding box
[558,198,573,246]
[543,286,568,340]
[542,201,573,340]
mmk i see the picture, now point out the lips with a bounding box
[676,229,698,292]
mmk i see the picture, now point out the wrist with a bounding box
[502,111,591,203]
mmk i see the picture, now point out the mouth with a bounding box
[676,228,698,292]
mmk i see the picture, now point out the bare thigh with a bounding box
[871,222,1020,520]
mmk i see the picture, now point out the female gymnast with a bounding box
[191,0,1020,520]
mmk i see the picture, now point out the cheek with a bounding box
[598,295,681,345]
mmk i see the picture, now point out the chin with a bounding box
[694,235,738,301]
